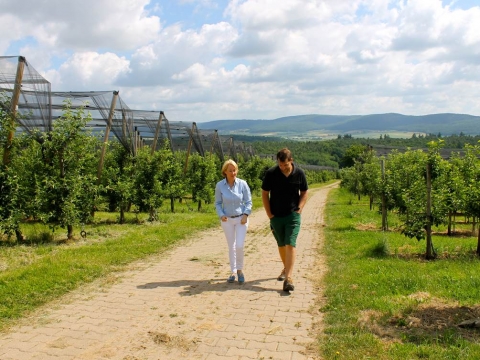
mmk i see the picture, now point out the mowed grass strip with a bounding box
[320,187,480,360]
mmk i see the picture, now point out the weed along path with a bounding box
[0,183,337,360]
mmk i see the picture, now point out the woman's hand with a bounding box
[240,214,248,224]
[221,216,228,222]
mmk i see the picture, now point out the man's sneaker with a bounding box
[277,268,286,281]
[283,277,295,292]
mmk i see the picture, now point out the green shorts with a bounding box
[270,212,301,247]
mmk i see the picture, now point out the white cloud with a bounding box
[49,52,130,90]
[1,0,480,123]
[0,0,161,52]
[116,21,238,86]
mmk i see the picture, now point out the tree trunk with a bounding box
[15,229,24,242]
[149,208,156,222]
[197,200,202,211]
[119,207,125,224]
[170,197,175,213]
[67,225,73,240]
[477,226,480,256]
[447,211,452,236]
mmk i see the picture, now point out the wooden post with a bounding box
[135,128,140,151]
[122,109,127,147]
[228,137,236,161]
[183,123,195,174]
[381,159,387,231]
[192,122,205,156]
[425,163,435,259]
[151,111,164,154]
[165,119,173,152]
[2,56,26,166]
[211,130,224,162]
[96,90,118,184]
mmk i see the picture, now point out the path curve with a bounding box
[0,183,337,360]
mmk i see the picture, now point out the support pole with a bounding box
[183,123,195,174]
[3,56,26,166]
[151,111,164,154]
[426,163,435,259]
[381,159,387,231]
[121,109,127,148]
[96,90,118,184]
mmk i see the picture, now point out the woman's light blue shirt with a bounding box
[215,178,252,218]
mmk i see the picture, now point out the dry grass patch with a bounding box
[148,331,199,351]
[358,295,480,344]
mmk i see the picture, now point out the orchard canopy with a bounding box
[0,55,253,164]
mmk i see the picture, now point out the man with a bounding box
[261,148,308,292]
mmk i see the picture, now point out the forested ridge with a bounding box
[198,113,480,136]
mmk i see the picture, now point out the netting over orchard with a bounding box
[0,56,251,161]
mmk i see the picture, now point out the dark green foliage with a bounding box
[130,147,167,221]
[31,101,100,236]
[157,145,187,213]
[238,156,275,195]
[185,153,217,211]
[101,141,135,221]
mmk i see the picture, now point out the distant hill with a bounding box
[197,113,480,139]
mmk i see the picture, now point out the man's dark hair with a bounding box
[276,148,293,162]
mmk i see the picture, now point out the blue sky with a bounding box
[1,0,479,123]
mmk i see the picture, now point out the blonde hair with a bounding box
[221,159,238,177]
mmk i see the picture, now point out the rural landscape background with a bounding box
[199,113,480,140]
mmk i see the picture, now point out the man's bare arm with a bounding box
[297,190,308,213]
[262,190,273,218]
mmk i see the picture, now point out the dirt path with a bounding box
[0,183,337,360]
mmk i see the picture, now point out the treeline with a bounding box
[248,133,480,169]
[340,140,480,258]
[0,100,335,242]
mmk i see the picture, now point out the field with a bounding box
[321,187,480,359]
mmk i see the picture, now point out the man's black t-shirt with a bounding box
[261,163,308,217]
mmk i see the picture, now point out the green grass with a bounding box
[321,187,480,359]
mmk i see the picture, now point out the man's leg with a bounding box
[283,212,300,292]
[278,246,286,268]
[283,245,296,291]
[284,245,296,279]
[271,222,286,279]
[277,246,286,280]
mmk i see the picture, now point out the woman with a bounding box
[215,159,252,284]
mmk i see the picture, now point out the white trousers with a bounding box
[221,216,248,273]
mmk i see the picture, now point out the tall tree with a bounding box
[33,100,99,239]
[186,153,217,211]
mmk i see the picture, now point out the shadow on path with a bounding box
[137,277,291,296]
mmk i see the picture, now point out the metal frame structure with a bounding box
[1,56,251,175]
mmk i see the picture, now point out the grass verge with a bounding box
[320,187,480,359]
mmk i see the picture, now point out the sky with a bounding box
[1,0,479,123]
